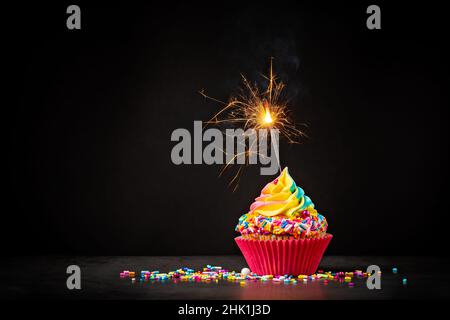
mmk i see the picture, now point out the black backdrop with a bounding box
[3,2,449,256]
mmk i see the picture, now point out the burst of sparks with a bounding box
[200,58,306,190]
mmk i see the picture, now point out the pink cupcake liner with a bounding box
[235,234,332,276]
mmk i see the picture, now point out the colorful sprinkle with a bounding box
[241,268,251,276]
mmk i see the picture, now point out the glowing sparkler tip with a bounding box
[263,107,273,124]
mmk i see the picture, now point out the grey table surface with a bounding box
[1,256,448,300]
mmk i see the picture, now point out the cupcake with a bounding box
[235,167,332,276]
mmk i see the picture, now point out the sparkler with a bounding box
[200,57,306,189]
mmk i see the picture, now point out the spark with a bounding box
[200,58,307,189]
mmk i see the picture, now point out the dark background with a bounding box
[3,2,449,256]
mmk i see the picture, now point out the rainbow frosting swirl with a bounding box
[235,167,328,239]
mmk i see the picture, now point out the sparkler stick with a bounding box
[270,128,282,174]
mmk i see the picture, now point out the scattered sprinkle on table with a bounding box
[119,265,372,287]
